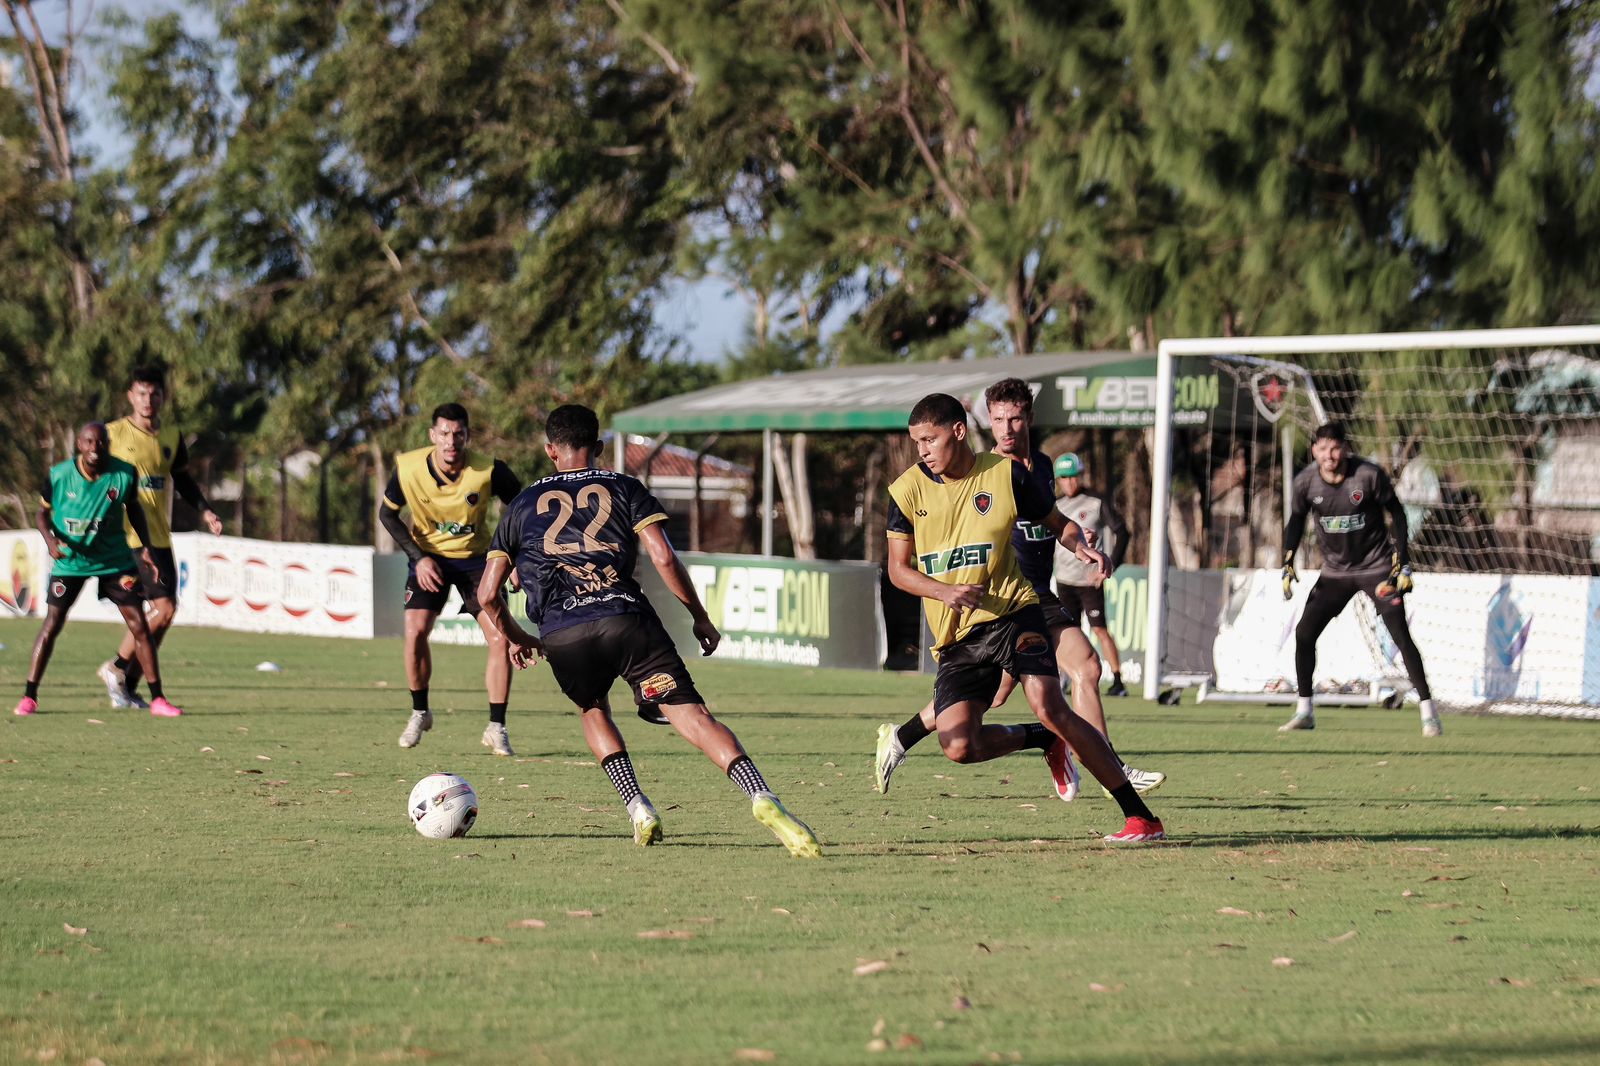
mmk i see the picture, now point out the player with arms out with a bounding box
[1052,452,1133,698]
[16,423,184,718]
[874,378,1164,799]
[1279,422,1441,737]
[382,403,523,754]
[477,404,821,857]
[883,393,1166,844]
[96,364,224,709]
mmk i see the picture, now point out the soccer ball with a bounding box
[408,772,479,839]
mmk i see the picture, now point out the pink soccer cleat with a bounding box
[1104,816,1166,844]
[149,697,184,718]
[14,697,37,717]
[1045,737,1079,802]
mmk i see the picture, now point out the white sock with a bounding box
[1420,698,1438,721]
[1295,696,1314,718]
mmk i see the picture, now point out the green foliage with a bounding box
[5,0,1600,542]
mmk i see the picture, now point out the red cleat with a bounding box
[1045,737,1079,802]
[1104,816,1165,844]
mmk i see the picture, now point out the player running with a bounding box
[874,379,1164,798]
[381,403,522,754]
[1279,421,1441,737]
[96,364,224,709]
[882,392,1166,844]
[1052,452,1132,698]
[16,423,184,718]
[477,404,821,857]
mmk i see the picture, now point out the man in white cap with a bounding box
[1053,452,1132,697]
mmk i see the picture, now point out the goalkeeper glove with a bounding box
[1281,562,1297,601]
[1378,553,1413,598]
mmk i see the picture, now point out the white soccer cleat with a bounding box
[1421,715,1443,738]
[481,722,515,757]
[398,710,433,748]
[1123,764,1166,794]
[1278,713,1315,732]
[629,797,663,846]
[873,723,907,794]
[97,661,131,708]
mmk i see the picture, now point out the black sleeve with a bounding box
[382,472,406,510]
[490,460,521,505]
[1282,470,1309,561]
[379,503,426,563]
[1011,461,1053,522]
[489,499,522,559]
[886,494,913,536]
[627,478,669,529]
[1377,469,1410,566]
[170,438,211,511]
[1100,492,1130,571]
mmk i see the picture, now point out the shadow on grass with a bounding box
[1085,1034,1600,1066]
[1172,824,1600,847]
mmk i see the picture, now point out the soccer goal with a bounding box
[1145,325,1600,719]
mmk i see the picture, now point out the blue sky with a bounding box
[24,0,749,362]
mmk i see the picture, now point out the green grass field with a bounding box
[2,617,1598,1065]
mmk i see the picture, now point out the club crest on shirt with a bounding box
[107,486,119,501]
[639,672,677,701]
[466,492,480,506]
[972,491,993,516]
[1350,488,1364,505]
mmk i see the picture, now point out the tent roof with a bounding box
[611,351,1153,433]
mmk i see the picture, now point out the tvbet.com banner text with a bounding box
[639,553,886,671]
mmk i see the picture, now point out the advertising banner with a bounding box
[639,553,886,671]
[0,531,377,639]
[1211,568,1600,712]
[1026,357,1221,429]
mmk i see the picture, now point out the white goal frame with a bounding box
[1145,324,1600,703]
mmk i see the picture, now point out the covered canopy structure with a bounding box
[611,350,1163,553]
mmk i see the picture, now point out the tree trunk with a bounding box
[277,457,289,541]
[237,456,248,537]
[317,449,330,544]
[370,441,392,551]
[861,442,884,563]
[691,433,719,552]
[771,433,815,559]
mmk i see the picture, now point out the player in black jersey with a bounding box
[477,404,821,857]
[1279,422,1441,737]
[873,378,1165,798]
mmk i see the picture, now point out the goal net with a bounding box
[1146,326,1600,719]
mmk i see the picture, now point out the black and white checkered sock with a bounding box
[726,755,772,799]
[601,752,642,806]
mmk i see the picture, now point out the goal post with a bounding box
[1145,325,1600,717]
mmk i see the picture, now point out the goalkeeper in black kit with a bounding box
[1279,422,1441,737]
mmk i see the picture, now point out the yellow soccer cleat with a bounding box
[752,795,822,858]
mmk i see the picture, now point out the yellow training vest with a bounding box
[107,417,182,549]
[887,451,1038,654]
[394,446,497,558]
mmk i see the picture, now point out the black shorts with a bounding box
[1305,570,1406,621]
[136,546,178,602]
[541,612,703,719]
[1055,583,1107,628]
[47,570,143,611]
[405,554,487,615]
[932,604,1058,714]
[1035,588,1072,631]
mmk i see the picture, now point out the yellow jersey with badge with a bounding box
[107,417,183,549]
[392,446,498,558]
[887,451,1041,654]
